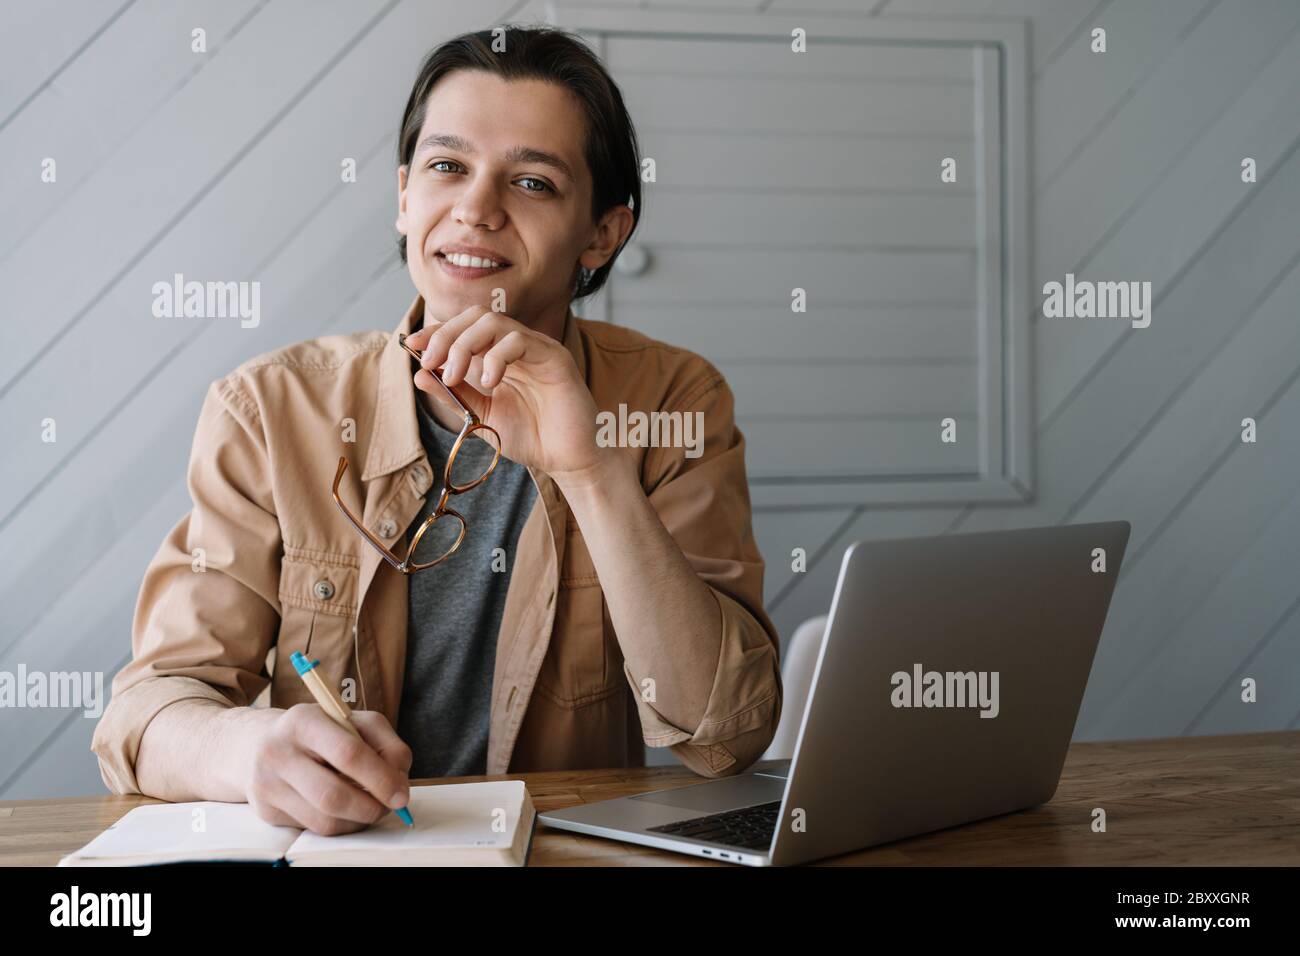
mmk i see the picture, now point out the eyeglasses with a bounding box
[331,332,502,574]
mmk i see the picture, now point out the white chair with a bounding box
[761,614,828,761]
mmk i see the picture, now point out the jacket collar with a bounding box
[362,294,586,481]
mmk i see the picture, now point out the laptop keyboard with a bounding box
[646,800,781,850]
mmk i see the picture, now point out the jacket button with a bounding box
[376,518,398,538]
[313,579,335,601]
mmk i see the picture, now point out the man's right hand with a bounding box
[242,704,413,835]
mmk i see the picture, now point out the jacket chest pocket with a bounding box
[534,526,623,708]
[271,547,362,707]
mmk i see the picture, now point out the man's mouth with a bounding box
[435,251,511,278]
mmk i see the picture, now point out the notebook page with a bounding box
[286,781,523,858]
[61,801,300,864]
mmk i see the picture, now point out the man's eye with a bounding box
[425,162,550,193]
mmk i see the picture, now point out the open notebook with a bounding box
[59,781,535,867]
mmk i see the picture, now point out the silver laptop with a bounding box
[538,521,1131,866]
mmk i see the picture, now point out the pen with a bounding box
[289,650,414,827]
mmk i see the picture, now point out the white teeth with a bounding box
[444,252,503,269]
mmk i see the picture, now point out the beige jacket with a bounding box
[91,295,783,793]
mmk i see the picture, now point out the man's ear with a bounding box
[580,203,635,271]
[395,164,409,235]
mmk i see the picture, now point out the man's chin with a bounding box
[420,284,529,323]
[419,290,477,321]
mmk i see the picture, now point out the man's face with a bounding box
[396,70,608,326]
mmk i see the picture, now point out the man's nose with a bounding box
[452,175,507,228]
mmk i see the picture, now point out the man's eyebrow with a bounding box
[416,133,574,181]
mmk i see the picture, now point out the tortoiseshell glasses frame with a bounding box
[330,333,502,574]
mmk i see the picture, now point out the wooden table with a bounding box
[2,730,1296,866]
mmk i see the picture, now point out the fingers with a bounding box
[404,304,476,351]
[423,311,532,387]
[351,710,415,774]
[409,307,560,411]
[292,706,410,813]
[479,330,529,389]
[250,796,310,831]
[248,752,377,836]
[282,753,390,831]
[403,325,433,350]
[437,312,508,386]
[413,366,485,419]
[261,780,371,836]
[419,308,490,375]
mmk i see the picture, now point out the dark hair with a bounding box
[396,24,641,302]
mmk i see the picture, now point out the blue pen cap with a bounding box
[290,651,319,676]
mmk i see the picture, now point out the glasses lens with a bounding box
[407,511,465,567]
[447,425,500,491]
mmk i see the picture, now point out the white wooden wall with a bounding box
[748,0,1300,746]
[2,0,1298,797]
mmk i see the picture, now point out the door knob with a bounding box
[614,243,650,277]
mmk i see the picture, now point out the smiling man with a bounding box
[92,24,782,836]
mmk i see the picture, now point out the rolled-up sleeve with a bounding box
[91,377,282,794]
[628,370,783,778]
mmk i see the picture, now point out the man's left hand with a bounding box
[403,305,611,485]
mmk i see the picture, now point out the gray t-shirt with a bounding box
[397,395,537,779]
